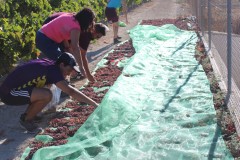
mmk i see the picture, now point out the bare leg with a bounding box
[113,21,119,39]
[25,88,52,121]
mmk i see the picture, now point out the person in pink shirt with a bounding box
[36,8,95,79]
[42,12,109,82]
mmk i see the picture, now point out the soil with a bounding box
[1,0,239,160]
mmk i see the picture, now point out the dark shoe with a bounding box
[65,80,76,87]
[117,36,122,39]
[60,91,69,98]
[114,38,121,44]
[70,72,83,80]
[20,113,42,123]
[69,83,75,87]
[20,113,27,121]
[19,118,42,134]
[33,115,43,123]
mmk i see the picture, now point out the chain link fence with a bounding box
[189,0,240,135]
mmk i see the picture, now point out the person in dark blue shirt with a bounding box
[0,52,98,133]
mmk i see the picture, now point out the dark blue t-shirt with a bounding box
[0,59,64,95]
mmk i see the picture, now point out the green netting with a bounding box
[22,24,233,160]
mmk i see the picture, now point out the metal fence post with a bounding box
[208,0,212,50]
[200,0,204,36]
[226,0,232,101]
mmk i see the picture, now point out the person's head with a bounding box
[55,52,80,78]
[91,23,109,39]
[74,8,96,32]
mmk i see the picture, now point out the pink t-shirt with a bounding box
[41,13,81,43]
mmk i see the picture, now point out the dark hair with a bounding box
[95,23,106,36]
[74,8,95,32]
[55,52,75,66]
[55,52,80,72]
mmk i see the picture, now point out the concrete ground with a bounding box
[0,1,191,159]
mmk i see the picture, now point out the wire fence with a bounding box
[189,0,240,135]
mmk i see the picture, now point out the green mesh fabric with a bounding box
[22,24,233,160]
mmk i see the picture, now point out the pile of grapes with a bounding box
[140,17,240,159]
[26,17,239,159]
[25,40,135,159]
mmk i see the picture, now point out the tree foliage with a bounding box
[0,0,146,75]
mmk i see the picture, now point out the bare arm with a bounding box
[80,48,95,82]
[70,29,86,76]
[62,40,72,52]
[56,80,98,107]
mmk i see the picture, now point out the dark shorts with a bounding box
[105,7,119,23]
[36,30,63,61]
[0,88,32,105]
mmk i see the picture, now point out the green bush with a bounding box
[0,0,147,76]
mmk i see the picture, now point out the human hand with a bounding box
[79,68,86,77]
[87,74,95,82]
[64,47,73,53]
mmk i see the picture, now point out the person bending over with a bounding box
[42,12,109,82]
[36,8,95,79]
[0,52,98,133]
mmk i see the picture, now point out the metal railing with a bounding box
[190,0,240,135]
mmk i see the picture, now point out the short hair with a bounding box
[95,23,107,36]
[74,8,95,32]
[55,52,80,72]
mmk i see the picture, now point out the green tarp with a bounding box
[22,24,233,160]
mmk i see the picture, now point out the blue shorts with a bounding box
[0,88,32,105]
[36,30,63,61]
